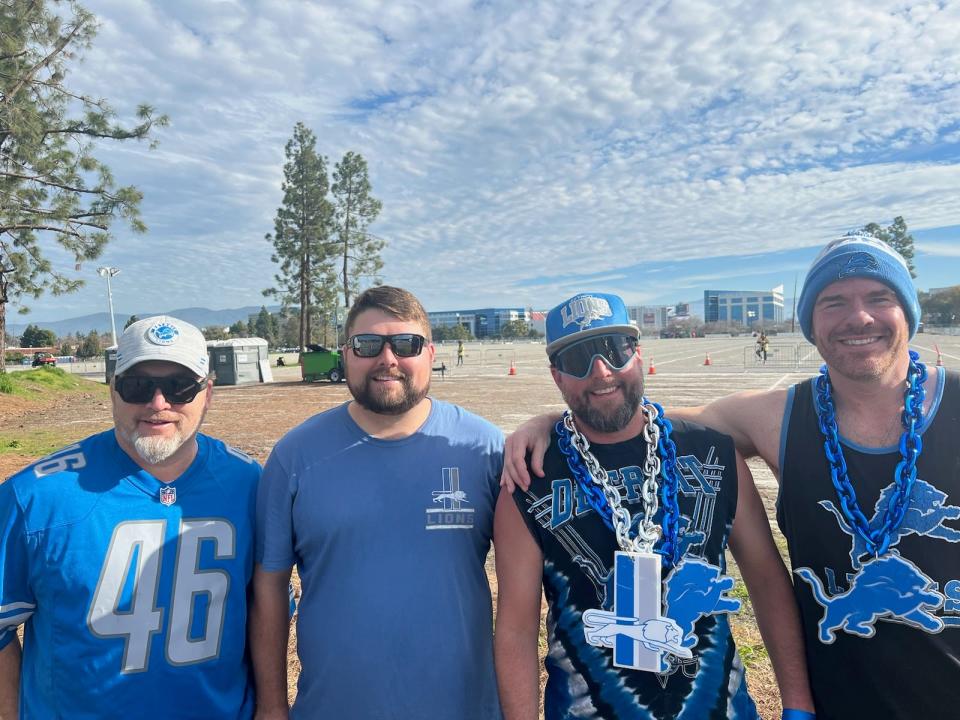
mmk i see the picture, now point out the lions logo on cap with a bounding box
[148,321,180,345]
[561,295,613,330]
[838,251,881,280]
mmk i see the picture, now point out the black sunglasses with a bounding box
[349,333,426,358]
[550,333,639,379]
[114,374,207,404]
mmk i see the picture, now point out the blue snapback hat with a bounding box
[545,292,639,357]
[797,233,920,343]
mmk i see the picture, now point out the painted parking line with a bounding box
[911,343,960,361]
[647,345,748,365]
[768,374,792,390]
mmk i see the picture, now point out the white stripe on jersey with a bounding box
[0,601,36,614]
[0,610,34,630]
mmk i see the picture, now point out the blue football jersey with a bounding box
[0,430,259,719]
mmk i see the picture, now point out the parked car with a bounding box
[32,351,56,367]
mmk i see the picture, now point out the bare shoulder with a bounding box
[670,388,788,467]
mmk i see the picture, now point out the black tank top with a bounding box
[515,418,758,719]
[777,369,960,719]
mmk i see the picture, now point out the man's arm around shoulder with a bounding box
[494,492,544,720]
[0,638,21,719]
[727,453,814,714]
[671,388,787,473]
[249,565,293,720]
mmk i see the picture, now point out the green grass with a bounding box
[735,641,769,669]
[0,428,86,457]
[730,580,751,603]
[0,368,110,457]
[0,366,96,396]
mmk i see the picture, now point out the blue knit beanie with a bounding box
[797,233,920,343]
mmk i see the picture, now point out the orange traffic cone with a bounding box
[704,352,712,366]
[508,361,517,376]
[647,357,656,375]
[936,344,944,367]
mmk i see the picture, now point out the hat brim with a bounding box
[114,352,207,378]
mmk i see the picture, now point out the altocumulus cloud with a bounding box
[26,0,960,319]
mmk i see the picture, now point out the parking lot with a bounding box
[2,331,957,718]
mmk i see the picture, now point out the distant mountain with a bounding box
[8,306,282,339]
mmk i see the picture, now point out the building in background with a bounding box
[626,305,671,332]
[428,307,529,338]
[703,285,784,326]
[528,311,546,336]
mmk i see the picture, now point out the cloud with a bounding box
[917,240,960,258]
[17,0,960,319]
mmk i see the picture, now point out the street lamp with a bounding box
[97,266,121,346]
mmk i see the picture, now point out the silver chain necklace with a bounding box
[561,403,663,553]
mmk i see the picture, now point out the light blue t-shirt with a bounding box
[256,399,504,720]
[0,431,260,719]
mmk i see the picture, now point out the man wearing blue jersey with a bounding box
[0,316,260,719]
[251,286,504,720]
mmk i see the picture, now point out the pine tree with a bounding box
[0,0,167,370]
[254,306,273,344]
[77,329,100,358]
[263,123,337,349]
[862,216,916,278]
[331,151,383,309]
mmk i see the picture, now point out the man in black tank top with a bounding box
[775,235,960,719]
[500,234,958,719]
[494,292,814,720]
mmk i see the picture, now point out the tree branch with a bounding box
[0,15,90,109]
[0,223,83,238]
[0,170,115,196]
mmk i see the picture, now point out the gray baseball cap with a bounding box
[115,316,209,377]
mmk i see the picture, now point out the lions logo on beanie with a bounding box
[797,233,920,343]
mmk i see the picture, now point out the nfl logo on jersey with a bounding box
[159,486,177,506]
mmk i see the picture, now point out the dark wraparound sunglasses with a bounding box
[114,375,207,404]
[550,333,639,379]
[349,333,426,358]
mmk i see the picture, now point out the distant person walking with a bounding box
[755,332,770,364]
[457,339,465,366]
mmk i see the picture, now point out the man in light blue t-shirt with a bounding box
[251,286,504,720]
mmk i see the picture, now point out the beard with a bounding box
[115,405,207,467]
[564,373,644,434]
[817,325,908,383]
[132,432,187,465]
[114,423,189,465]
[347,368,430,416]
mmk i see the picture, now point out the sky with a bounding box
[18,0,960,322]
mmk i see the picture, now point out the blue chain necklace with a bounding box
[556,399,683,568]
[814,349,927,557]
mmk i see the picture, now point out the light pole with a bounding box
[97,266,121,346]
